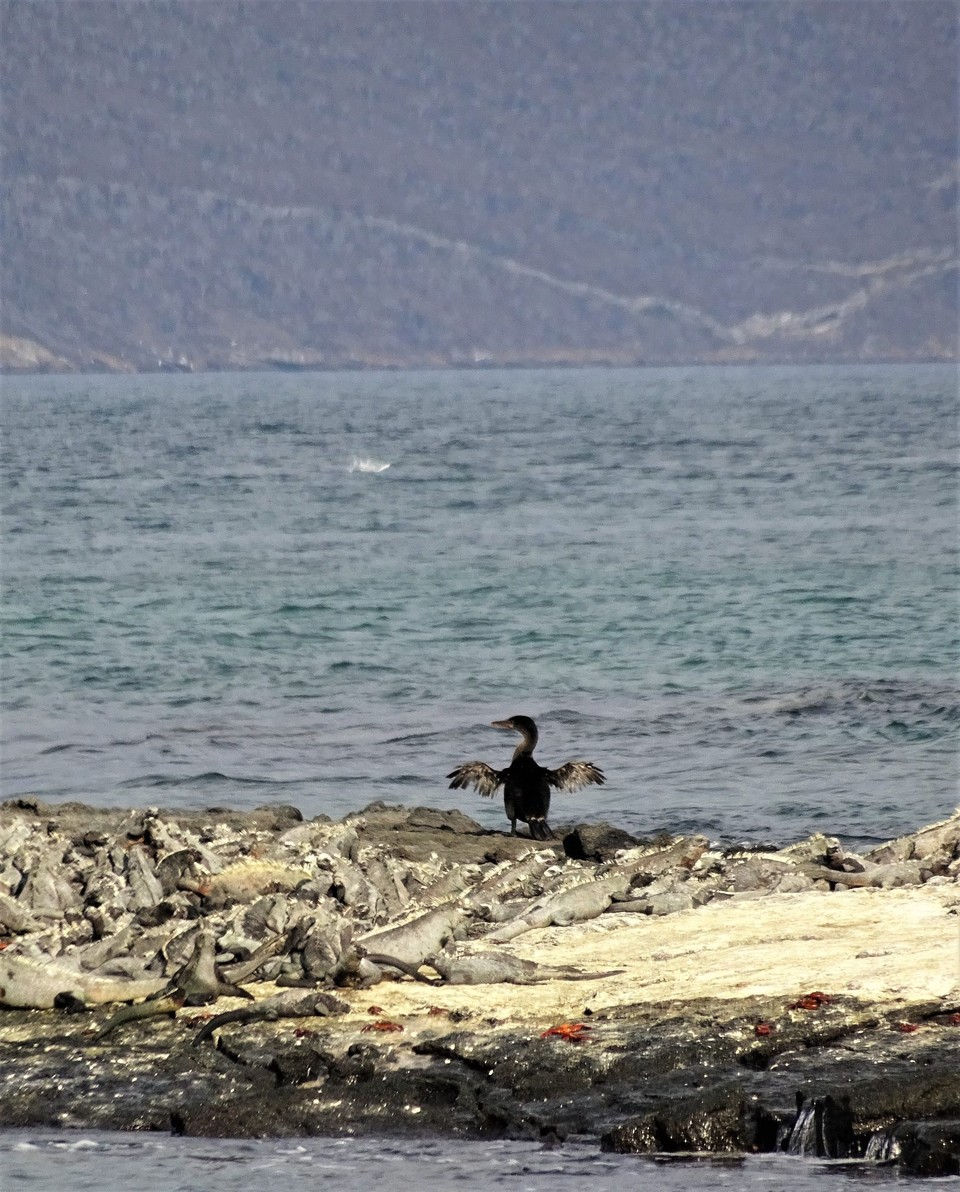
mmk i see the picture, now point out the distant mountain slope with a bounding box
[1,0,956,371]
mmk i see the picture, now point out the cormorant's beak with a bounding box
[490,719,513,730]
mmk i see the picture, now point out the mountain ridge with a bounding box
[2,0,957,372]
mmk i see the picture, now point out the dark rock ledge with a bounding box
[0,799,958,1177]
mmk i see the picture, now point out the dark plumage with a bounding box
[447,715,605,840]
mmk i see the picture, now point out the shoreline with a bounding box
[1,799,958,1175]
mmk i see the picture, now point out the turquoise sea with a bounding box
[1,364,958,1188]
[1,365,957,845]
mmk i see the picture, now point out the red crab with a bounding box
[540,1022,591,1043]
[754,1021,776,1037]
[789,991,833,1011]
[361,1019,404,1033]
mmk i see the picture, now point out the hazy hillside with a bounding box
[1,0,956,372]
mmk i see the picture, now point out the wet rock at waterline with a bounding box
[0,799,958,1175]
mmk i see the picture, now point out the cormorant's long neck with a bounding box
[513,723,538,759]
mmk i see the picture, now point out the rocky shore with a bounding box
[1,798,958,1176]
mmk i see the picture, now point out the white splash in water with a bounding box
[348,456,391,474]
[787,1104,816,1156]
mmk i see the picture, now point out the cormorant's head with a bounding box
[491,715,539,747]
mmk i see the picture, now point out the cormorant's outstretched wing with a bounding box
[545,761,605,792]
[447,761,505,799]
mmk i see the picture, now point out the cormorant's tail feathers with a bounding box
[526,816,555,840]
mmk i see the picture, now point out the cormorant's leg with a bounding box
[510,819,517,835]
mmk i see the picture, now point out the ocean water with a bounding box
[1,365,957,847]
[1,366,958,1188]
[3,1129,954,1191]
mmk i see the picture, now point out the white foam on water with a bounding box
[348,455,391,473]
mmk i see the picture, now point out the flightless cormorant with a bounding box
[447,715,605,840]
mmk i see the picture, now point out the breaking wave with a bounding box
[348,456,391,473]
